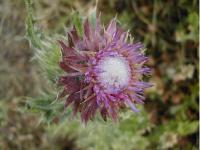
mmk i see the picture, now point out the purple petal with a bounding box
[125,99,139,112]
[106,19,117,36]
[84,19,91,39]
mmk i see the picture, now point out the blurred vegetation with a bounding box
[0,0,199,150]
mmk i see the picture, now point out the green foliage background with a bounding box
[0,0,199,150]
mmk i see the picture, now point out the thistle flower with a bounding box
[58,17,151,123]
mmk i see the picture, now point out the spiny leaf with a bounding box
[25,0,44,49]
[177,121,199,136]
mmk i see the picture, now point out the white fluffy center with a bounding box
[98,57,131,92]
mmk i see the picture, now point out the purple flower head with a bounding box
[58,17,151,123]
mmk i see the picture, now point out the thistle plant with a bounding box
[24,0,199,149]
